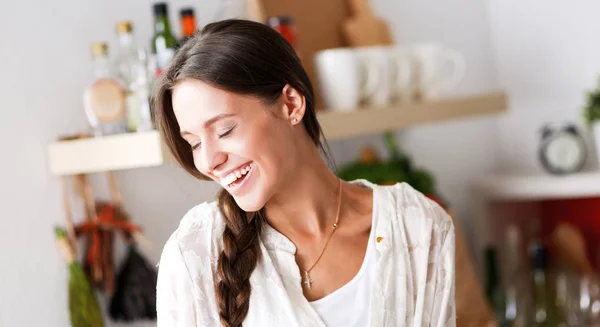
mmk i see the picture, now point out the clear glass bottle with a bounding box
[114,21,153,132]
[83,43,127,136]
[503,225,530,327]
[129,49,154,132]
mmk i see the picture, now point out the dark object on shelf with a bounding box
[109,245,158,322]
[538,122,587,175]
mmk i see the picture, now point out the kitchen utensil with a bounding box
[109,244,158,322]
[343,0,393,47]
[55,228,105,327]
[551,223,594,275]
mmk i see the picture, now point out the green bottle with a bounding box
[152,2,177,76]
[528,240,567,327]
[484,247,507,326]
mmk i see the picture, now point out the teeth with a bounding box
[223,164,253,187]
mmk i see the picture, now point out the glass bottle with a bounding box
[178,8,196,48]
[127,49,154,132]
[152,2,177,76]
[83,43,127,136]
[267,16,297,50]
[503,225,530,327]
[528,240,567,327]
[114,21,143,132]
[485,247,507,325]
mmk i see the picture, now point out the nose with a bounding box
[196,140,227,176]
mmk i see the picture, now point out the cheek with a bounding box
[251,122,295,178]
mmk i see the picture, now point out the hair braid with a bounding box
[215,189,264,327]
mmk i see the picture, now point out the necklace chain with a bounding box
[302,179,342,290]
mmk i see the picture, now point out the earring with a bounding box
[292,117,298,124]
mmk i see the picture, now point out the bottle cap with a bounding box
[153,2,168,15]
[180,8,194,17]
[91,42,108,58]
[116,21,133,34]
[529,240,547,270]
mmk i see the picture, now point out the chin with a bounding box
[233,194,266,212]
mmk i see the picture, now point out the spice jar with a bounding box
[267,16,297,50]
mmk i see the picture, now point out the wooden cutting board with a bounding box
[260,0,351,110]
[343,0,394,47]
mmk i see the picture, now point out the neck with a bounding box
[118,33,134,50]
[264,145,341,241]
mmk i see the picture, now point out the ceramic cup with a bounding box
[314,48,381,111]
[410,43,466,99]
[354,46,412,108]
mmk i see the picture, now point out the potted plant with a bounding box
[336,131,447,208]
[583,78,600,162]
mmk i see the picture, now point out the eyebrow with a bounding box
[180,113,236,137]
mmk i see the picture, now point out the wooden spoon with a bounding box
[550,223,594,275]
[343,0,394,47]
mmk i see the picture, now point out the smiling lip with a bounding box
[217,162,253,187]
[224,163,254,195]
[216,162,253,180]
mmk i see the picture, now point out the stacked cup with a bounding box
[314,43,466,112]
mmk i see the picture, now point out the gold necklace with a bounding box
[302,178,343,290]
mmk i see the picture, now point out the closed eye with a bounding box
[218,126,235,138]
[191,142,201,151]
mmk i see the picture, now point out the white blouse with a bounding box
[156,179,456,327]
[308,196,378,326]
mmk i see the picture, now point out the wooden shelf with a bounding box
[474,171,600,201]
[318,91,507,140]
[47,131,170,175]
[47,92,507,175]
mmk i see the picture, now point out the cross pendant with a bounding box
[303,271,313,290]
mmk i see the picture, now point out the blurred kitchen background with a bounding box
[4,0,600,326]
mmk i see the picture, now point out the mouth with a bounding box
[220,162,254,192]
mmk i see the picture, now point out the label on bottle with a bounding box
[156,48,175,71]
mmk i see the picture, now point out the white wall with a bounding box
[0,0,498,326]
[487,1,600,173]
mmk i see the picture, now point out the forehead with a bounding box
[172,79,235,128]
[174,79,274,133]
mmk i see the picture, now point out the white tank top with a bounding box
[308,205,378,327]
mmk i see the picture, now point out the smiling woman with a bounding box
[153,19,456,327]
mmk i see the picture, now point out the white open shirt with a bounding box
[156,179,456,327]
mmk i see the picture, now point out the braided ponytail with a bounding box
[215,189,264,327]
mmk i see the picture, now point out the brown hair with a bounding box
[153,19,330,327]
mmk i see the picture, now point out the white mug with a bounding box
[314,48,381,111]
[354,46,403,108]
[387,47,414,104]
[411,43,466,99]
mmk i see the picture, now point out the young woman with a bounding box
[154,19,456,327]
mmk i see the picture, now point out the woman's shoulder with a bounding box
[162,200,226,263]
[373,181,455,236]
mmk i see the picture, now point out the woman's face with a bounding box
[172,79,302,212]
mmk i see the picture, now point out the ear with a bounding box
[280,84,306,126]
